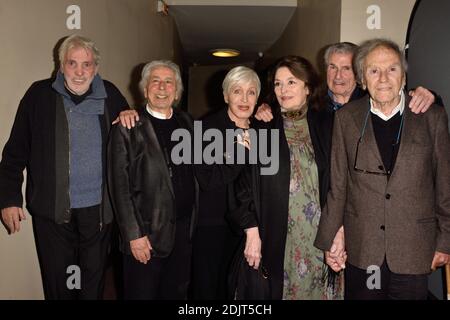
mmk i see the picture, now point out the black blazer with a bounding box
[194,107,247,227]
[307,106,333,208]
[228,105,333,299]
[107,108,198,257]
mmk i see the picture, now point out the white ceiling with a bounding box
[164,1,297,65]
[165,0,297,7]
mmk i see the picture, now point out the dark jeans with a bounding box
[123,217,192,300]
[32,205,111,300]
[345,258,428,300]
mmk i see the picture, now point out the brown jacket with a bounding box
[314,95,450,275]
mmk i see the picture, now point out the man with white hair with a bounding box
[0,34,129,299]
[108,60,198,299]
[255,42,435,122]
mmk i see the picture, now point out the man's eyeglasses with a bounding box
[353,108,404,176]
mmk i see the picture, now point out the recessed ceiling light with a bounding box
[211,49,240,58]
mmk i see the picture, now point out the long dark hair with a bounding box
[266,55,323,111]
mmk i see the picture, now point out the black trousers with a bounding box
[32,205,111,300]
[123,217,192,300]
[345,258,428,300]
[190,225,241,300]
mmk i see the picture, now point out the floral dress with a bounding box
[282,113,343,300]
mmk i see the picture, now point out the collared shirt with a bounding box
[370,90,405,121]
[327,89,344,111]
[327,86,366,112]
[146,104,173,119]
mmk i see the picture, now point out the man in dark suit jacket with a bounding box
[314,38,450,300]
[108,60,198,300]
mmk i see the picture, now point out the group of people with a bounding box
[0,34,449,300]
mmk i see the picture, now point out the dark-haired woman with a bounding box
[229,56,343,299]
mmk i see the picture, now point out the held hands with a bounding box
[244,227,262,270]
[1,207,26,234]
[325,226,347,272]
[254,103,273,122]
[431,251,450,271]
[408,86,435,114]
[112,109,140,129]
[130,236,153,264]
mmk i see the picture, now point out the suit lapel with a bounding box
[307,107,328,168]
[389,96,415,180]
[141,113,175,198]
[351,97,384,170]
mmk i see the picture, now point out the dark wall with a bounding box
[406,0,450,131]
[406,0,450,300]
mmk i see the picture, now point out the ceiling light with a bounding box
[211,49,240,58]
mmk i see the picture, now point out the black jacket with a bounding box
[0,78,128,225]
[107,108,199,257]
[195,107,246,227]
[228,105,333,299]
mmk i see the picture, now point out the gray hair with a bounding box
[59,34,100,68]
[324,42,358,67]
[139,60,184,103]
[354,38,408,86]
[222,66,261,98]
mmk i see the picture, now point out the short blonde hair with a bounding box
[222,66,261,98]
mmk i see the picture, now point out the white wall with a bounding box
[166,0,297,6]
[266,0,341,68]
[340,0,416,47]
